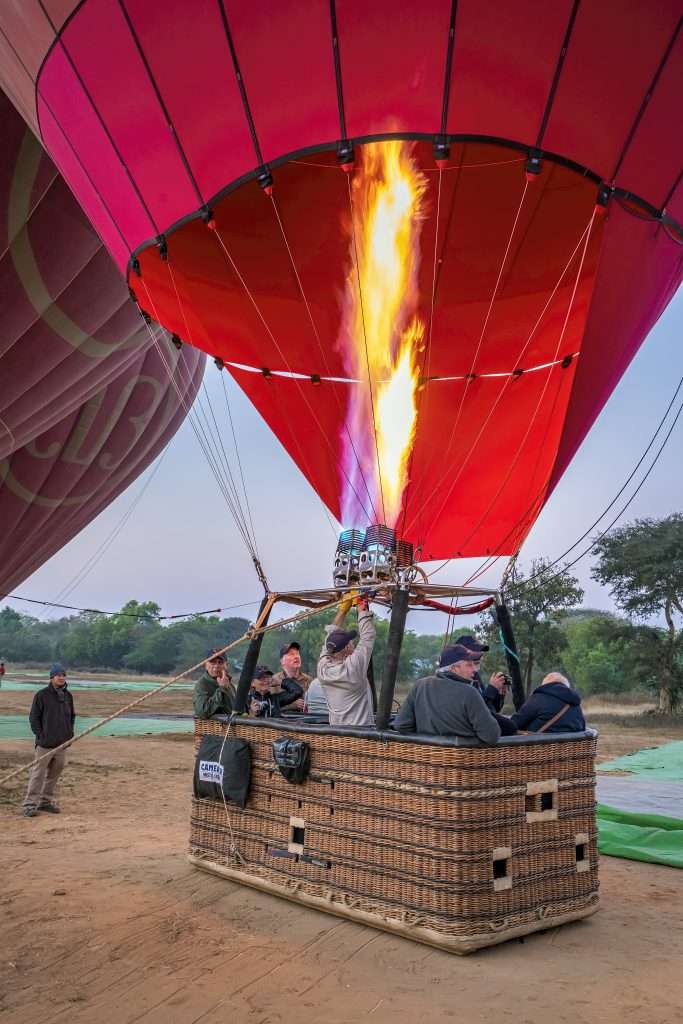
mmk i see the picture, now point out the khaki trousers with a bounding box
[23,746,67,809]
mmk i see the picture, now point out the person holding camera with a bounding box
[393,644,500,744]
[454,635,508,713]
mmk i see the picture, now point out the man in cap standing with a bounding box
[193,648,236,719]
[270,641,311,711]
[393,645,501,744]
[317,593,376,727]
[23,664,75,817]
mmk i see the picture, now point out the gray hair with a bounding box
[542,671,570,688]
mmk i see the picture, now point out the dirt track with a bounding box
[1,722,682,1024]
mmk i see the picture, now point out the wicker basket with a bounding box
[189,718,599,954]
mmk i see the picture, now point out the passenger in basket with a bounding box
[270,641,310,711]
[508,672,586,734]
[193,649,236,719]
[317,593,375,727]
[303,677,329,716]
[393,644,501,744]
[453,634,508,713]
[248,665,300,717]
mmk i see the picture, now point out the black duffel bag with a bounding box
[193,734,251,807]
[272,736,311,784]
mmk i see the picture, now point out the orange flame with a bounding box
[340,141,427,526]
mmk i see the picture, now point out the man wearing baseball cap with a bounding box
[454,634,507,713]
[193,648,236,719]
[393,644,501,744]
[317,591,376,727]
[270,640,311,711]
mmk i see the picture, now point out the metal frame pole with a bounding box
[493,600,525,711]
[376,587,410,729]
[233,594,275,713]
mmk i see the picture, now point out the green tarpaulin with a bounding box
[597,802,683,869]
[598,741,683,781]
[0,714,193,739]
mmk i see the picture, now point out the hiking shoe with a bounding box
[22,806,38,817]
[40,803,60,814]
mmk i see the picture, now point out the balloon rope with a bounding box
[405,210,594,536]
[439,177,531,474]
[209,222,375,523]
[426,207,598,578]
[137,284,261,562]
[164,261,261,557]
[268,192,379,523]
[0,594,342,789]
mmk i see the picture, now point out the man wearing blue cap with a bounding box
[453,634,508,713]
[317,592,376,727]
[22,664,75,816]
[393,645,501,744]
[193,648,236,719]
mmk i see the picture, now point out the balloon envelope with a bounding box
[1,1,680,558]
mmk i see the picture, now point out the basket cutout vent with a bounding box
[525,779,558,822]
[575,832,590,872]
[288,816,306,854]
[492,847,512,892]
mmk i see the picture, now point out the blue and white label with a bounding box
[199,760,224,784]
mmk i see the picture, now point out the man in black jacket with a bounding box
[247,665,302,717]
[509,672,586,733]
[23,663,75,817]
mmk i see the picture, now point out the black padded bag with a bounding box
[193,734,251,807]
[272,736,311,784]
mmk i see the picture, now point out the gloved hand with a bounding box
[338,587,360,616]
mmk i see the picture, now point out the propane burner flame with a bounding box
[339,141,427,527]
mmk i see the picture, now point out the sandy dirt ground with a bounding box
[1,689,682,1024]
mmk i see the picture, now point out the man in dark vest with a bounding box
[23,663,75,817]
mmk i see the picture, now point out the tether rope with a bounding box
[268,191,379,522]
[3,594,261,619]
[509,376,683,597]
[0,595,343,789]
[346,173,387,523]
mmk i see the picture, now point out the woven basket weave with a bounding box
[189,718,599,953]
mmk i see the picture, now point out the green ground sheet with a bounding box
[0,714,193,740]
[597,803,683,869]
[598,740,683,781]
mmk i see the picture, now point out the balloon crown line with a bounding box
[2,594,262,621]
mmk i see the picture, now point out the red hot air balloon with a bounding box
[0,1,680,561]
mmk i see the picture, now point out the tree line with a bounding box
[1,515,681,711]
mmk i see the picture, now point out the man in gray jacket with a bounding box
[393,644,501,744]
[317,594,375,727]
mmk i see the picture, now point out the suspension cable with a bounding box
[209,220,374,522]
[52,444,170,605]
[269,190,379,522]
[426,207,597,570]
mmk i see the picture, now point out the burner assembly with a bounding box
[333,525,414,587]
